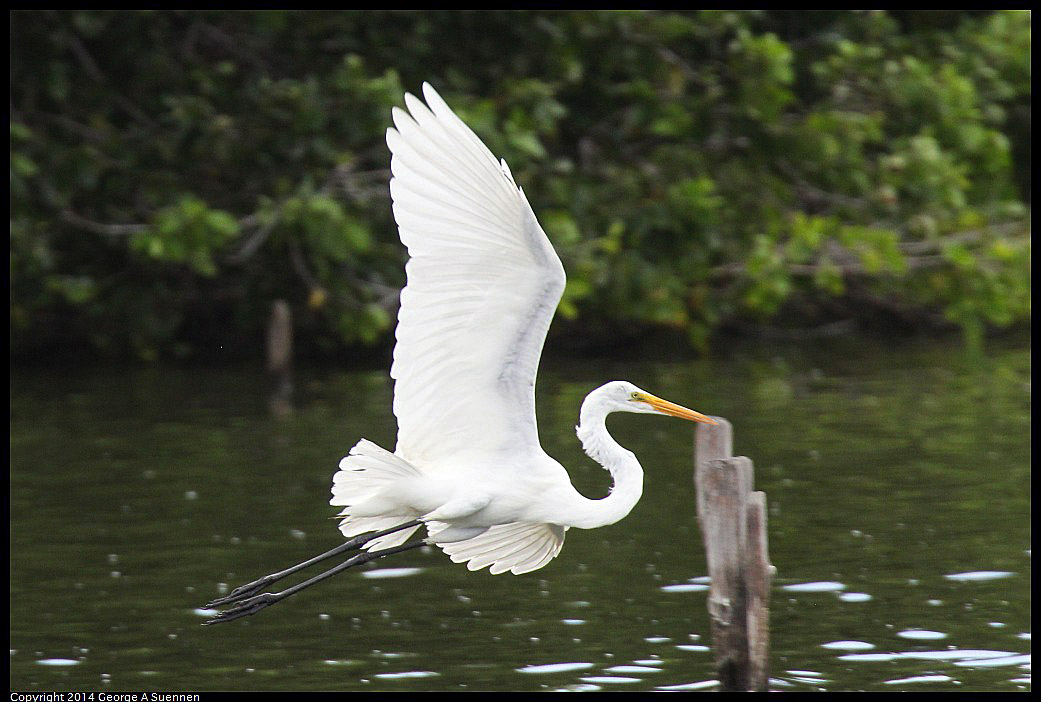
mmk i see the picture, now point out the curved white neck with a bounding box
[567,396,645,529]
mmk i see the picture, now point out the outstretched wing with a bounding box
[386,83,566,465]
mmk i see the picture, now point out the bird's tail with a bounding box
[330,439,423,550]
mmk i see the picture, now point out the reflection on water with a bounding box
[10,335,1030,691]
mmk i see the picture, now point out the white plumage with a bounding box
[328,83,716,576]
[388,85,565,463]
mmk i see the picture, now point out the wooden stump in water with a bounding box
[694,418,773,692]
[267,299,293,417]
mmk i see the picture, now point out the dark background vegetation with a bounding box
[10,10,1031,362]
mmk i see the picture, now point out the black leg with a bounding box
[203,541,427,625]
[204,519,422,609]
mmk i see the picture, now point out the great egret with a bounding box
[204,83,716,624]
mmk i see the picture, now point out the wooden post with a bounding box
[744,491,771,690]
[267,299,293,418]
[694,418,772,691]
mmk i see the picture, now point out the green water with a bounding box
[10,335,1030,692]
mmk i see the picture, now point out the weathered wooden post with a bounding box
[694,418,773,691]
[267,299,294,418]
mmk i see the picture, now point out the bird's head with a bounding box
[594,381,718,424]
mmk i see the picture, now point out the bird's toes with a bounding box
[204,577,273,608]
[203,593,279,625]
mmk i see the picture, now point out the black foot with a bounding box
[205,574,277,609]
[203,592,281,625]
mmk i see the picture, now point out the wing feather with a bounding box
[438,522,566,575]
[387,83,566,465]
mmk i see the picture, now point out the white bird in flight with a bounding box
[205,83,716,624]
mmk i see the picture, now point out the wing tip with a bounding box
[421,81,440,104]
[499,158,517,186]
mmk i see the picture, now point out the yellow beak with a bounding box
[637,392,718,425]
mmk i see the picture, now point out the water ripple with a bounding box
[897,629,947,640]
[373,670,439,680]
[884,674,954,684]
[783,581,846,592]
[944,570,1015,582]
[821,640,876,651]
[360,567,424,579]
[516,662,594,674]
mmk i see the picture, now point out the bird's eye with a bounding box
[630,392,640,400]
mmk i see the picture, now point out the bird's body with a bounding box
[330,380,666,573]
[205,83,715,622]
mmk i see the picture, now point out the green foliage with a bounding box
[10,10,1031,360]
[132,196,239,276]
